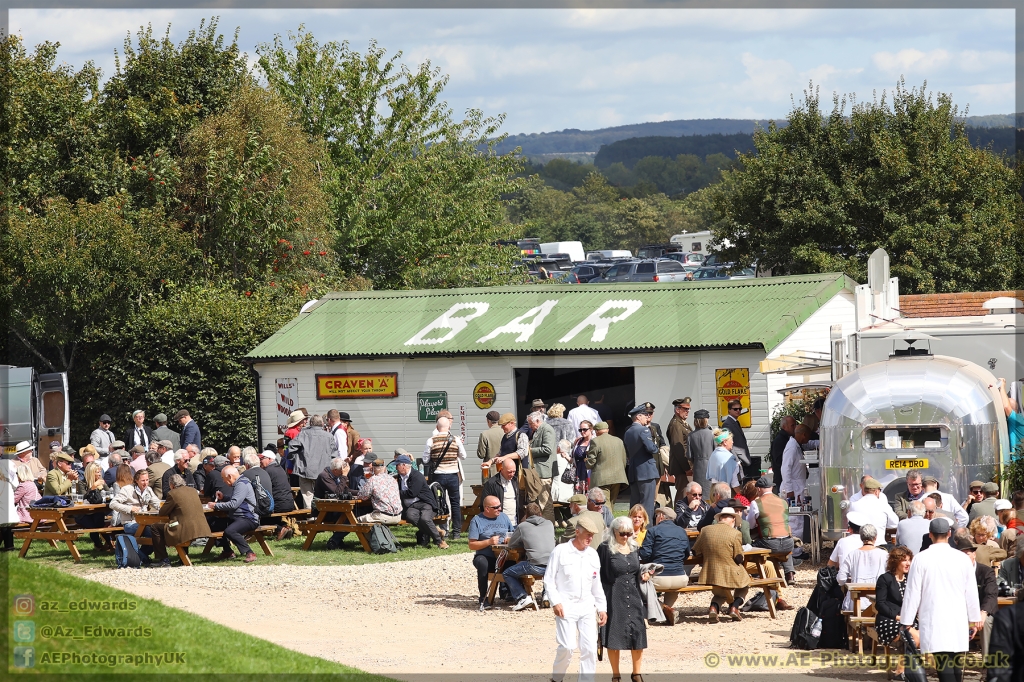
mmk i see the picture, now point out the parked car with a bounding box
[589,259,690,283]
[586,250,633,262]
[691,265,756,280]
[588,260,639,283]
[636,243,683,259]
[549,270,581,284]
[568,263,611,283]
[664,252,704,267]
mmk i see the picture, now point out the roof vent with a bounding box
[982,297,1022,315]
[299,299,319,315]
[885,329,937,358]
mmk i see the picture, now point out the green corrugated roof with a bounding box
[246,273,852,361]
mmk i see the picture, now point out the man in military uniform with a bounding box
[666,398,693,504]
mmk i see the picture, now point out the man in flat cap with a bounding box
[586,422,627,513]
[666,398,693,505]
[90,414,116,458]
[624,403,659,520]
[921,475,969,528]
[174,409,203,451]
[45,452,79,496]
[151,413,180,451]
[967,482,1002,523]
[476,411,505,476]
[562,493,606,545]
[848,477,899,532]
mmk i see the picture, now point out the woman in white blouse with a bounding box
[838,524,889,612]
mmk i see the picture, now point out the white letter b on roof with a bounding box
[558,300,643,344]
[405,303,490,346]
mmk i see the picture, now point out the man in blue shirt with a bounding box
[469,494,515,611]
[998,379,1024,452]
[624,402,659,520]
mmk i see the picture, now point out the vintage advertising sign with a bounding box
[716,368,751,428]
[315,373,398,399]
[418,392,448,422]
[275,378,298,435]
[473,381,497,409]
[885,458,929,470]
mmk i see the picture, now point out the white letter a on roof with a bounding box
[476,300,558,344]
[404,303,490,346]
[559,300,643,344]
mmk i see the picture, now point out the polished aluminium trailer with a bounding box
[818,353,1008,540]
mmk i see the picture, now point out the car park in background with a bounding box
[664,252,704,267]
[568,263,613,283]
[690,265,755,280]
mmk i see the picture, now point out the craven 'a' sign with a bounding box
[316,373,398,399]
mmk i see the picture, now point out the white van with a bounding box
[585,250,633,262]
[540,241,586,263]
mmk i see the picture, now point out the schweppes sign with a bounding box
[316,373,398,399]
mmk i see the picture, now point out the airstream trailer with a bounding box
[819,353,1008,540]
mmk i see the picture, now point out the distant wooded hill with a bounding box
[499,114,1017,157]
[589,126,1018,170]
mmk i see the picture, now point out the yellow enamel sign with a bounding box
[716,368,751,428]
[316,373,398,399]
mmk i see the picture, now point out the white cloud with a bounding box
[872,48,950,76]
[957,50,1013,73]
[734,52,798,103]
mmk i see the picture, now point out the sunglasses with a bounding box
[485,505,501,510]
[689,492,702,497]
[579,428,590,432]
[617,531,634,538]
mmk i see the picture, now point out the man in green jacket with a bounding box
[528,412,557,521]
[586,422,628,511]
[45,453,79,496]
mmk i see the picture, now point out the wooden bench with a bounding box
[16,504,120,562]
[843,583,878,653]
[656,577,786,618]
[485,572,540,609]
[199,524,277,559]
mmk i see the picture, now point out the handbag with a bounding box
[900,628,927,682]
[560,460,578,485]
[84,489,104,505]
[518,447,543,502]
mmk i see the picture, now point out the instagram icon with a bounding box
[12,594,35,616]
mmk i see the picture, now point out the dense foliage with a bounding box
[2,20,525,449]
[709,83,1024,293]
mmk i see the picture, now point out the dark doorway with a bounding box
[513,367,635,437]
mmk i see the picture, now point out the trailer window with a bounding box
[862,426,947,451]
[42,391,66,428]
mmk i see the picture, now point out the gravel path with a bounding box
[74,555,869,679]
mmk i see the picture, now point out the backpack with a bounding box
[251,475,274,516]
[114,534,143,569]
[368,523,400,554]
[789,606,821,650]
[806,567,845,649]
[429,482,450,517]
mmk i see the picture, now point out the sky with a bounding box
[10,8,1015,135]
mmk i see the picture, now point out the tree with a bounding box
[711,81,1024,292]
[3,197,196,373]
[257,27,526,289]
[1,36,110,211]
[176,83,339,290]
[100,18,251,160]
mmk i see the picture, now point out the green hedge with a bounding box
[72,285,296,451]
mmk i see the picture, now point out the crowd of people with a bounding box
[4,393,1024,682]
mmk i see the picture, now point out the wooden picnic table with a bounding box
[133,508,276,565]
[843,583,877,653]
[485,544,526,606]
[461,484,484,532]
[16,503,115,563]
[998,596,1016,609]
[300,499,374,553]
[674,547,786,619]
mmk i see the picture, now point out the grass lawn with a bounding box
[3,553,393,678]
[15,522,472,572]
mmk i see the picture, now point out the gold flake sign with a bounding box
[316,373,398,399]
